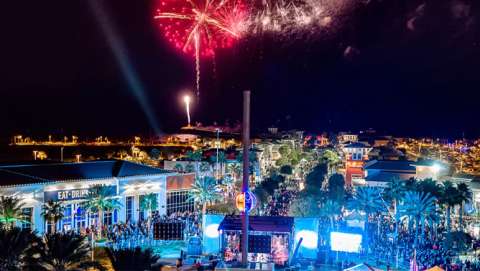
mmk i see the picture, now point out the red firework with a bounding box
[155,0,247,58]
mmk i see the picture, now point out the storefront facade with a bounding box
[0,160,192,234]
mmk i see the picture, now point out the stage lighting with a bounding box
[205,223,220,238]
[295,230,318,249]
[330,232,362,253]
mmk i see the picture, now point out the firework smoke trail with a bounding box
[245,0,354,38]
[194,32,201,98]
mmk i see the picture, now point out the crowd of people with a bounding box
[364,215,480,271]
[266,189,296,216]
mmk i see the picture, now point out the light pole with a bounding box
[241,90,250,267]
[216,128,220,178]
[33,150,38,161]
[184,95,191,127]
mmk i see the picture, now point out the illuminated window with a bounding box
[126,196,134,222]
[167,190,194,215]
[61,204,73,231]
[21,208,33,230]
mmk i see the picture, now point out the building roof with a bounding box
[364,160,416,172]
[219,215,294,233]
[344,142,370,148]
[365,172,415,182]
[0,160,171,187]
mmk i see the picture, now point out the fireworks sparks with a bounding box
[155,0,247,97]
[154,0,355,97]
[246,0,353,38]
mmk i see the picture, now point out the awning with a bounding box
[218,215,294,233]
[344,263,383,271]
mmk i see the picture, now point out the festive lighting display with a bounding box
[155,0,247,96]
[154,0,354,96]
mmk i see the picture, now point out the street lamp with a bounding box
[184,95,191,127]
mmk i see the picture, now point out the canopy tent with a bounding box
[344,263,383,271]
[426,266,444,271]
[218,215,294,233]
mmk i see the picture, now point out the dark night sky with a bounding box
[1,0,479,139]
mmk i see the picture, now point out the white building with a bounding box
[0,160,194,233]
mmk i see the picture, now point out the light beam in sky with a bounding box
[89,0,162,135]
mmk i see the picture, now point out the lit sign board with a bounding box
[330,232,362,253]
[44,185,116,202]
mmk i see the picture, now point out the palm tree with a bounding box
[0,227,41,270]
[319,200,342,230]
[188,177,221,229]
[106,247,160,271]
[140,193,158,235]
[415,178,443,199]
[217,151,227,177]
[185,163,195,173]
[398,191,437,248]
[348,187,385,255]
[33,232,103,271]
[0,196,26,229]
[173,163,184,172]
[41,201,65,234]
[228,163,241,182]
[185,150,202,162]
[439,181,462,234]
[457,182,472,230]
[320,149,341,175]
[82,185,122,239]
[140,193,158,219]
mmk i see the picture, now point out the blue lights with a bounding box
[330,232,362,253]
[294,218,320,259]
[203,214,224,254]
[295,230,318,249]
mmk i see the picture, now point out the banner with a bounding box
[44,185,116,202]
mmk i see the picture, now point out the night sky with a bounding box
[1,0,479,139]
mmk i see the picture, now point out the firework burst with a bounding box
[155,0,247,97]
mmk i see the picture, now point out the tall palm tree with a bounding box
[185,150,202,162]
[188,177,221,229]
[398,191,437,248]
[106,247,160,271]
[320,149,341,175]
[439,181,462,234]
[33,232,103,271]
[0,227,41,271]
[82,185,122,239]
[319,200,342,230]
[41,201,65,234]
[457,182,472,230]
[173,163,184,172]
[139,193,158,219]
[228,163,241,182]
[140,193,158,235]
[184,163,195,173]
[217,151,227,177]
[415,178,443,199]
[348,187,385,255]
[0,196,26,229]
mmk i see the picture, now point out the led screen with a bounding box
[330,232,362,253]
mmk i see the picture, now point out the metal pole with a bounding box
[216,129,220,178]
[241,90,250,267]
